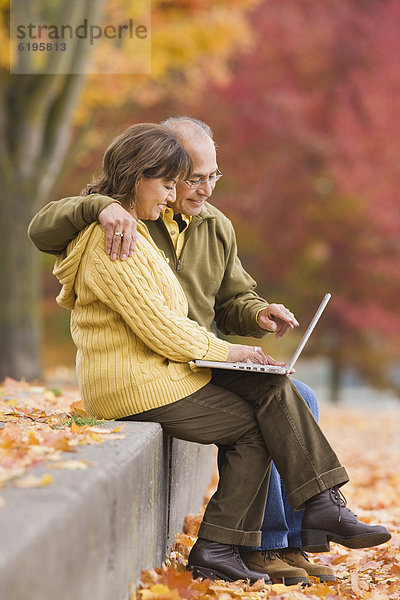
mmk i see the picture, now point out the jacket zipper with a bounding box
[174,216,202,271]
[155,214,204,273]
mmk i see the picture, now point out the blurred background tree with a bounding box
[169,0,400,401]
[0,0,259,380]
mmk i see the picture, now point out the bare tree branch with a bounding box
[12,0,105,182]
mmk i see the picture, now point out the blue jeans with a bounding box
[217,378,319,550]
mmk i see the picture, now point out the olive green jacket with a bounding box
[28,195,269,337]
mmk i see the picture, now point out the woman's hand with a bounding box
[227,345,287,366]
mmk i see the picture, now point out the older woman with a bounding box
[52,123,390,586]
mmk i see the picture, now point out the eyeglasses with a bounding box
[184,169,223,189]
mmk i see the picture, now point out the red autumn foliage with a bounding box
[175,0,400,398]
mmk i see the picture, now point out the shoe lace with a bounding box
[233,546,251,571]
[299,549,311,562]
[330,486,348,522]
[294,548,311,561]
[282,547,311,563]
[261,550,279,562]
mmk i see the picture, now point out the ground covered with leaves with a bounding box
[0,377,124,497]
[1,379,399,598]
[138,403,400,600]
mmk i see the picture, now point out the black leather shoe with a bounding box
[187,538,271,584]
[302,487,391,552]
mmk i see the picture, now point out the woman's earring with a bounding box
[130,198,136,209]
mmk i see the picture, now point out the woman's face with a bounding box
[134,176,177,220]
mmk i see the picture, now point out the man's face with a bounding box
[167,137,218,216]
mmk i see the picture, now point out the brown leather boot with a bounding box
[302,486,391,552]
[279,548,336,582]
[240,549,309,586]
[187,538,271,584]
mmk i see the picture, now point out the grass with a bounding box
[64,414,104,428]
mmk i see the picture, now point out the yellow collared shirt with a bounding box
[162,208,192,258]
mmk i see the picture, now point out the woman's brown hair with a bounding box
[82,123,192,207]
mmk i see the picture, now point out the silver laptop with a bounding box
[195,293,331,375]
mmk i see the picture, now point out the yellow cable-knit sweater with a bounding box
[53,222,230,419]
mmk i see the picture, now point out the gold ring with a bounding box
[114,232,123,238]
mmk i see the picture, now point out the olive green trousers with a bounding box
[123,371,348,546]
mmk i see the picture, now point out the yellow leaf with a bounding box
[28,430,40,445]
[15,473,54,488]
[140,584,171,599]
[5,398,18,407]
[250,578,268,591]
[87,432,104,443]
[70,421,84,434]
[216,593,232,600]
[53,436,75,452]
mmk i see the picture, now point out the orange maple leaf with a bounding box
[158,566,198,599]
[69,400,87,417]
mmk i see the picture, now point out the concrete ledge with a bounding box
[168,438,216,549]
[0,421,216,600]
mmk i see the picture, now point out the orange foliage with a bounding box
[73,0,261,126]
[0,378,125,492]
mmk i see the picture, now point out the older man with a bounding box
[27,118,356,584]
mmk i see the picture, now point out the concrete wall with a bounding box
[168,438,216,549]
[0,422,216,600]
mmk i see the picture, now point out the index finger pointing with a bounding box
[276,307,299,327]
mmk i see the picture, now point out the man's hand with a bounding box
[99,202,138,261]
[257,304,299,341]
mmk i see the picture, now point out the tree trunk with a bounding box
[329,354,341,404]
[0,184,42,379]
[0,0,105,380]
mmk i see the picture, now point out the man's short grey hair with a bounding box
[160,116,214,141]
